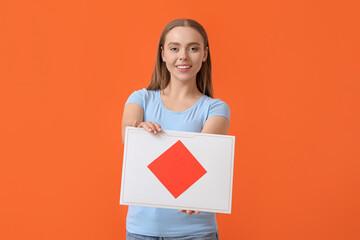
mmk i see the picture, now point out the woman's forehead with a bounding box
[164,26,204,45]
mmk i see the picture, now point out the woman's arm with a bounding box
[121,103,162,144]
[121,103,144,144]
[201,116,230,135]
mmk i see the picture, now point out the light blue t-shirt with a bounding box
[124,88,230,237]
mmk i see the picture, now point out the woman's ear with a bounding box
[203,46,208,62]
[161,46,165,62]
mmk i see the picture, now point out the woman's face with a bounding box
[162,26,208,85]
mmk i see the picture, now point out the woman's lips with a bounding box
[176,65,192,72]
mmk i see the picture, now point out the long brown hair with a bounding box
[147,19,213,98]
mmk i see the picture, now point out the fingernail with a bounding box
[148,129,152,132]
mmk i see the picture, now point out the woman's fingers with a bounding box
[147,122,158,134]
[179,210,200,215]
[140,122,157,134]
[153,122,162,133]
[186,210,194,215]
[137,121,162,135]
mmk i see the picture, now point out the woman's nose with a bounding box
[178,49,188,60]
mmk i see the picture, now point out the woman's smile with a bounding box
[176,64,192,72]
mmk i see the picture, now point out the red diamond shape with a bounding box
[147,140,207,199]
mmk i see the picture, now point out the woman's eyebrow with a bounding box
[168,42,180,46]
[167,42,201,46]
[187,42,201,46]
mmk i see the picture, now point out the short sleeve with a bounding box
[125,88,147,110]
[208,99,230,122]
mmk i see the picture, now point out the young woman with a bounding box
[122,19,230,240]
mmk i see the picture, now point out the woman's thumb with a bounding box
[132,120,139,127]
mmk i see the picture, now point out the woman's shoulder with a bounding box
[125,88,159,107]
[201,95,229,108]
[201,95,231,121]
[130,88,159,96]
[127,88,160,101]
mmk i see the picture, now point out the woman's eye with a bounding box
[170,47,177,51]
[189,47,198,51]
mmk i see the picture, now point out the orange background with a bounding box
[1,0,359,239]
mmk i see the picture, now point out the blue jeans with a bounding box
[126,231,219,240]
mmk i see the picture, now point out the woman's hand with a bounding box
[179,210,200,215]
[133,120,162,135]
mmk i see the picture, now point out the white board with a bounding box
[120,127,235,214]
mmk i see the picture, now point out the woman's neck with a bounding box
[162,79,202,100]
[160,79,203,112]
